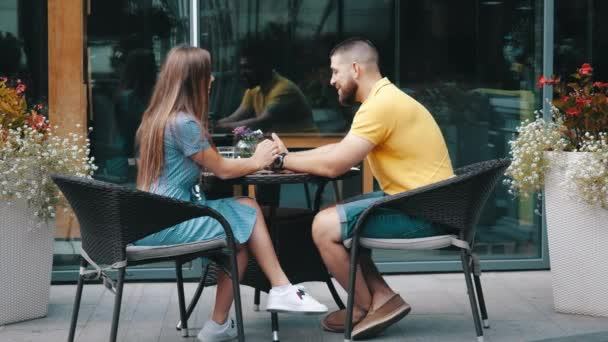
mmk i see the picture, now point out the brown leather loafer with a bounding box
[351,294,411,340]
[321,308,365,333]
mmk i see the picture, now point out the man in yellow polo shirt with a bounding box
[272,38,454,339]
[216,41,317,133]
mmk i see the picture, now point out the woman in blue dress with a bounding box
[135,46,327,341]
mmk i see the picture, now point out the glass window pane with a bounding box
[556,0,608,79]
[0,0,48,105]
[374,0,543,264]
[52,0,191,271]
[88,0,190,186]
[202,0,395,135]
[200,1,545,266]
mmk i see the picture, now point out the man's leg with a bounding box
[311,205,370,318]
[313,205,397,312]
[312,203,412,339]
[359,253,398,310]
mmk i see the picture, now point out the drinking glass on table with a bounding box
[217,146,235,159]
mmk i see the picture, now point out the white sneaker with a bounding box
[197,318,238,342]
[266,285,328,314]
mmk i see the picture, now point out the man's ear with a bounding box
[351,62,361,80]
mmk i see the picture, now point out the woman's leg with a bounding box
[234,197,290,286]
[210,244,248,324]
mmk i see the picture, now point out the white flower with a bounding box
[0,125,96,223]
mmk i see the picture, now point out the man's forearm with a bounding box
[283,150,341,178]
[289,143,337,156]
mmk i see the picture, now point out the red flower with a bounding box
[0,77,6,83]
[16,84,26,94]
[579,63,593,75]
[575,96,592,107]
[24,113,48,130]
[593,82,608,88]
[536,75,557,88]
[566,107,581,116]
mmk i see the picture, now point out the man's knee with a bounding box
[312,207,341,244]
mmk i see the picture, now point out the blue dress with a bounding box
[135,112,256,246]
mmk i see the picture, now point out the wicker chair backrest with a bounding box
[52,175,226,265]
[369,159,510,242]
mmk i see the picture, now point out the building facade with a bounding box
[0,0,603,281]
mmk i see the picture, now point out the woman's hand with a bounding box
[252,139,279,170]
[271,133,289,154]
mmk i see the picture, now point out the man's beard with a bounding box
[338,80,357,106]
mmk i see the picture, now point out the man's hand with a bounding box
[271,133,289,154]
[252,139,280,170]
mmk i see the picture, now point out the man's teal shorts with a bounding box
[336,191,450,241]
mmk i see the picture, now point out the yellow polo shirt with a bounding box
[350,78,453,195]
[241,72,317,133]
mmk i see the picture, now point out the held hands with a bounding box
[251,139,280,170]
[271,133,289,154]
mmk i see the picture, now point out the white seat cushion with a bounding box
[127,238,227,261]
[343,234,463,250]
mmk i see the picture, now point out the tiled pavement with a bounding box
[2,271,608,342]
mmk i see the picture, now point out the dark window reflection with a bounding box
[556,0,608,80]
[202,0,395,135]
[393,0,542,262]
[88,0,189,185]
[0,0,48,105]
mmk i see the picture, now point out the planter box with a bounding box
[0,200,55,325]
[544,151,608,317]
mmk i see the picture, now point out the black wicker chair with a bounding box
[51,175,245,342]
[341,159,510,342]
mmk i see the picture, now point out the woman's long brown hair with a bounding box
[136,46,212,191]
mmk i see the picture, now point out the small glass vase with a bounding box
[235,139,257,158]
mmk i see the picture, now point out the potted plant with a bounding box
[233,126,263,158]
[505,63,608,317]
[0,77,96,325]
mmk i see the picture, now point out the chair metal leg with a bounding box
[271,312,280,342]
[460,251,484,342]
[229,248,245,342]
[332,180,343,202]
[176,262,210,331]
[303,183,312,209]
[68,258,87,342]
[344,237,361,342]
[473,274,490,328]
[313,182,327,212]
[254,288,261,311]
[326,277,345,309]
[175,259,189,337]
[109,267,126,342]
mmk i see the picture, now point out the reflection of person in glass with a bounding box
[97,49,157,183]
[0,32,22,78]
[216,41,318,133]
[115,49,157,161]
[135,46,327,341]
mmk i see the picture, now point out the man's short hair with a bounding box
[329,37,379,66]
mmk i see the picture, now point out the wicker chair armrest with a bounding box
[350,159,510,237]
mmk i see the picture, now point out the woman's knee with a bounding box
[235,197,264,219]
[234,196,259,209]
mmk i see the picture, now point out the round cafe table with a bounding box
[201,168,359,341]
